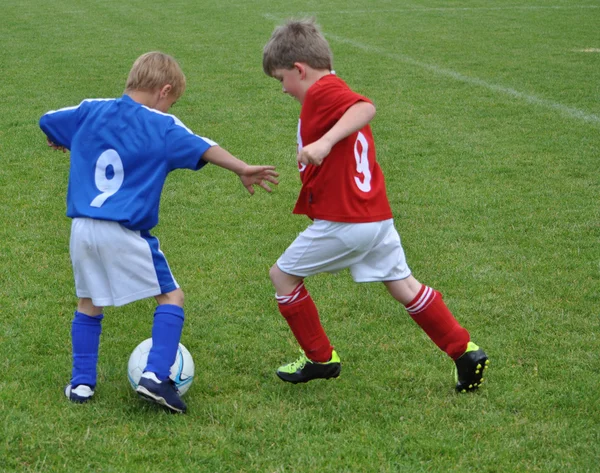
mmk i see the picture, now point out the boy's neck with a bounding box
[126,90,159,108]
[125,86,176,113]
[305,68,332,87]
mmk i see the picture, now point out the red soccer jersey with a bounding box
[294,74,393,223]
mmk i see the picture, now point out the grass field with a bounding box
[1,0,599,471]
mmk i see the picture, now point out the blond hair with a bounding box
[125,52,186,100]
[263,18,333,76]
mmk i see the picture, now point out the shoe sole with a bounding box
[68,395,92,404]
[456,356,490,393]
[136,386,186,414]
[276,364,341,384]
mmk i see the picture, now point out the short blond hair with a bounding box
[263,18,333,76]
[125,52,186,100]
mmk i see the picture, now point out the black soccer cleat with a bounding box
[454,342,489,393]
[276,349,341,384]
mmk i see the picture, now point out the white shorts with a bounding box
[70,218,179,307]
[276,219,412,282]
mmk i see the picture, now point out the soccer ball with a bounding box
[127,338,195,396]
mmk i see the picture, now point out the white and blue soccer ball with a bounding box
[127,338,195,396]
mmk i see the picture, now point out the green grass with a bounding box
[1,0,599,471]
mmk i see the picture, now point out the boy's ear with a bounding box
[293,62,306,79]
[159,84,172,98]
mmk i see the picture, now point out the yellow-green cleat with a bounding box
[276,349,341,384]
[454,342,489,393]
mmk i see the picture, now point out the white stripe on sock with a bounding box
[407,286,434,313]
[275,283,307,305]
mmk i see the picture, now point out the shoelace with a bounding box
[286,350,310,371]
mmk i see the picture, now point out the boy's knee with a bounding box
[77,298,104,316]
[269,264,280,284]
[155,288,184,307]
[270,264,304,296]
[384,276,422,305]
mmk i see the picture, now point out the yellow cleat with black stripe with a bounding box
[454,342,489,393]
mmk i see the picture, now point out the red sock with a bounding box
[276,282,333,363]
[405,285,470,360]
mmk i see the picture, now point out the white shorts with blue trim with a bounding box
[70,218,179,307]
[276,218,412,282]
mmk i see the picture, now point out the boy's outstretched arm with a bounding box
[202,146,279,194]
[298,101,376,166]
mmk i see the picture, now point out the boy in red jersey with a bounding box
[263,19,489,392]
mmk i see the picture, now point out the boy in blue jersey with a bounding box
[39,51,278,414]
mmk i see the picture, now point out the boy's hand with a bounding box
[239,165,279,194]
[297,102,376,167]
[297,139,332,166]
[47,138,67,153]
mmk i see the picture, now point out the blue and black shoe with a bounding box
[136,372,187,414]
[65,384,94,403]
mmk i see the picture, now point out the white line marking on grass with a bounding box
[262,13,599,125]
[326,34,600,125]
[265,5,599,16]
[329,5,600,14]
[573,48,600,52]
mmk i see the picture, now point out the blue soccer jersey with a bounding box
[39,95,215,230]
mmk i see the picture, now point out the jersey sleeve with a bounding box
[165,116,217,171]
[314,81,372,123]
[39,102,86,149]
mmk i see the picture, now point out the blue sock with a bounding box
[71,311,104,389]
[145,305,184,381]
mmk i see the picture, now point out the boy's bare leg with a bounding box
[383,275,422,305]
[155,288,184,308]
[269,265,303,296]
[77,297,104,316]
